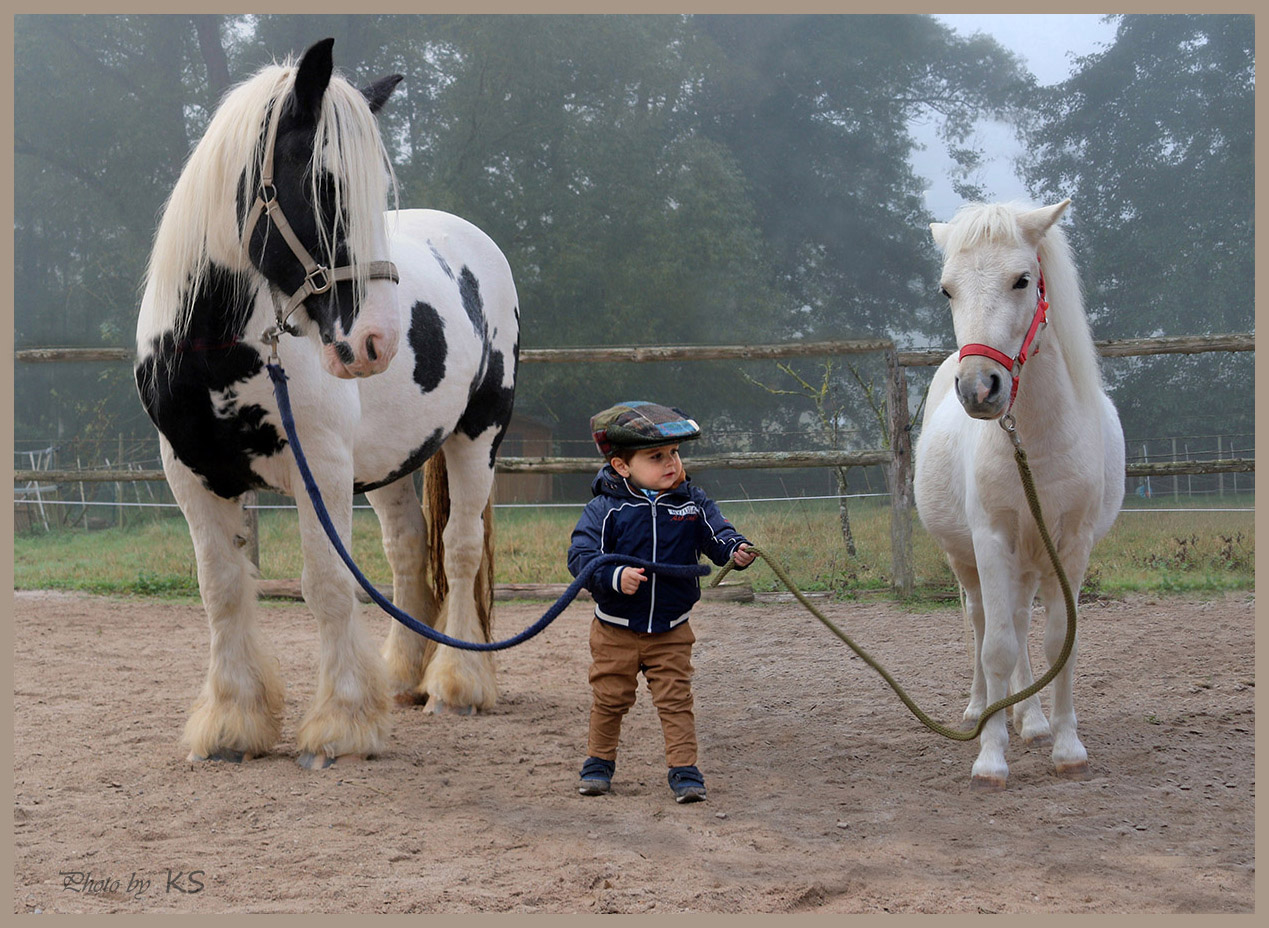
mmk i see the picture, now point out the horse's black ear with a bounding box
[361,74,404,115]
[292,38,336,120]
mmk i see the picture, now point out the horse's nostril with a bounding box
[365,336,378,362]
[334,341,355,365]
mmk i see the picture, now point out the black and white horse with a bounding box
[135,39,519,768]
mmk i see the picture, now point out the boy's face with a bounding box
[611,444,682,492]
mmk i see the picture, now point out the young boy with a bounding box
[567,401,757,803]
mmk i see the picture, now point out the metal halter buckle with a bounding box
[304,265,333,295]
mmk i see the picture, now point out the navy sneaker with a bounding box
[577,756,615,796]
[668,765,707,803]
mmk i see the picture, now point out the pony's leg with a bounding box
[967,539,1024,790]
[1040,562,1090,779]
[291,457,391,768]
[421,435,498,713]
[1008,576,1052,746]
[950,560,989,727]
[164,445,283,762]
[366,476,441,705]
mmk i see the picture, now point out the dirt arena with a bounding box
[12,588,1255,914]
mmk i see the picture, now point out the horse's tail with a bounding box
[423,450,495,642]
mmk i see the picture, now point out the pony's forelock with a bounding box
[939,200,1033,256]
[138,56,396,350]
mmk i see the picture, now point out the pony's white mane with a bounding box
[138,56,395,348]
[942,201,1103,406]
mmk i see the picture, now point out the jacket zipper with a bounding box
[647,495,658,632]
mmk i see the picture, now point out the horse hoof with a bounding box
[1055,761,1090,780]
[188,749,250,764]
[394,691,428,707]
[297,752,371,770]
[429,701,477,716]
[970,775,1007,792]
[1022,732,1054,749]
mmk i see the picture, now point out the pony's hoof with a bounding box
[429,701,477,716]
[188,749,251,764]
[1055,760,1090,780]
[970,774,1007,792]
[1021,732,1054,749]
[297,752,371,770]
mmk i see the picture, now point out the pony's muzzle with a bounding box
[955,363,1008,419]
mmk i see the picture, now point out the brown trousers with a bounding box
[587,618,697,768]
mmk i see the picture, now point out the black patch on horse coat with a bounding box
[408,301,447,394]
[458,267,489,344]
[353,428,446,494]
[427,241,455,280]
[457,332,519,467]
[135,265,284,499]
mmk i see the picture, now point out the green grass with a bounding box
[13,493,1253,600]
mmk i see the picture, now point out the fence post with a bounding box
[1172,437,1179,500]
[116,434,125,528]
[1218,436,1225,498]
[885,348,914,596]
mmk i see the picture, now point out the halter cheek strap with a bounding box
[241,97,399,339]
[957,258,1049,410]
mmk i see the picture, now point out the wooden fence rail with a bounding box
[13,332,1255,367]
[13,456,1255,486]
[14,332,1255,595]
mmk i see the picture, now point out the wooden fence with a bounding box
[14,332,1255,594]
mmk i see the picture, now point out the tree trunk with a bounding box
[193,15,233,101]
[834,466,856,556]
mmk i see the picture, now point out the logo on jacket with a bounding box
[666,504,700,521]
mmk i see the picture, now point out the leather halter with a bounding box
[241,97,399,338]
[957,258,1049,411]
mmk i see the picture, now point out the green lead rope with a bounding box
[711,424,1077,742]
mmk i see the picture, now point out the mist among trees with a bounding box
[13,14,1254,474]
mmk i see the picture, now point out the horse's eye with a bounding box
[1013,275,1030,290]
[939,286,952,300]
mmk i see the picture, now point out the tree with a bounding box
[13,15,240,441]
[693,14,1033,345]
[1022,14,1254,440]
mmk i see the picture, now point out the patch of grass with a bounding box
[13,494,1253,599]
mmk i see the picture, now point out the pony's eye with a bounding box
[1013,275,1030,290]
[939,286,952,300]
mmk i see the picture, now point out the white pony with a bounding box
[914,200,1124,790]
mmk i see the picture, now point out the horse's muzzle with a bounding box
[324,329,398,379]
[955,366,1008,420]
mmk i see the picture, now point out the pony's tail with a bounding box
[423,450,495,642]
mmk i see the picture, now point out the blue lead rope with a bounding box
[265,362,709,651]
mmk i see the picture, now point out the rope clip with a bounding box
[261,325,283,363]
[999,412,1022,449]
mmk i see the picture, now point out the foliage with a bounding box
[12,13,1253,456]
[1021,14,1254,439]
[14,13,1029,453]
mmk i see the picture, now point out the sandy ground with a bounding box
[12,588,1255,914]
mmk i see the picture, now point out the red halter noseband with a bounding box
[957,258,1049,411]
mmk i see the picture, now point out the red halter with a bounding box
[957,258,1049,411]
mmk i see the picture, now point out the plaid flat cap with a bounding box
[591,401,701,457]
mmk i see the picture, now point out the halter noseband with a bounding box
[241,96,399,340]
[957,257,1049,411]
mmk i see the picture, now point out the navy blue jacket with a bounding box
[567,466,750,634]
